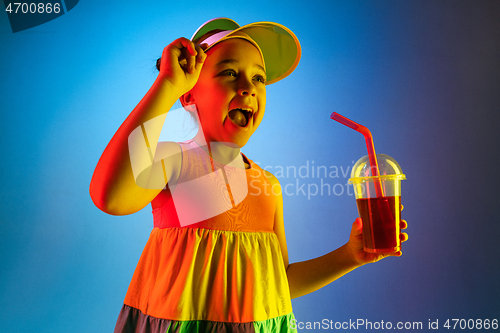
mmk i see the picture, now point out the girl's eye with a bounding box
[220,69,237,77]
[254,75,266,84]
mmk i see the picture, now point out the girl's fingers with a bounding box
[353,217,363,233]
[164,38,208,75]
[379,250,402,259]
[182,39,198,73]
[195,44,207,63]
[174,37,197,56]
[158,37,206,93]
[180,46,195,73]
[168,38,198,73]
[400,220,408,240]
[193,44,207,73]
[388,251,402,257]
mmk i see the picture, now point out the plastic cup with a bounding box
[349,154,406,253]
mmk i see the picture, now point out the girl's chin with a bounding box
[223,124,254,147]
[213,141,241,149]
[203,134,250,149]
[226,137,249,148]
[225,134,251,148]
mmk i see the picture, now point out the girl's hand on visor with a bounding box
[159,37,208,96]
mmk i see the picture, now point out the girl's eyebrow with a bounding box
[215,59,266,74]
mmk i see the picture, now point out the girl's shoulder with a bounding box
[245,157,281,187]
[262,168,280,187]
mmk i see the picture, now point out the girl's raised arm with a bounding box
[90,38,206,215]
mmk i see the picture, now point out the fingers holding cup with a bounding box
[400,219,408,230]
[400,219,408,243]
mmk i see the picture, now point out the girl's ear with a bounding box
[180,91,197,113]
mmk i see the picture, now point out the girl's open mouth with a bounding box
[228,108,253,127]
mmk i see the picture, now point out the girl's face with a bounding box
[189,38,267,148]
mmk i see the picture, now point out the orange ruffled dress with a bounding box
[114,140,296,332]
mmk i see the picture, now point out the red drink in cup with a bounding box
[349,154,406,253]
[356,195,401,252]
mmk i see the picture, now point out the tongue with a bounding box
[229,109,248,127]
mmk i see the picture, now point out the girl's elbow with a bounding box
[89,182,127,216]
[91,194,133,216]
[90,186,112,215]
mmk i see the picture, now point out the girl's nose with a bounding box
[237,78,257,97]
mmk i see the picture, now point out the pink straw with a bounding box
[330,112,384,197]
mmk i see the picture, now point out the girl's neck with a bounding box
[192,132,242,167]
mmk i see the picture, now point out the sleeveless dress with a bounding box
[114,140,296,333]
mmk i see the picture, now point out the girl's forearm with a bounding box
[90,76,180,214]
[286,243,363,299]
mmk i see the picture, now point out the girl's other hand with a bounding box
[347,217,408,266]
[158,38,208,96]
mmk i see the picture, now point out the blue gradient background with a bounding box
[1,1,499,332]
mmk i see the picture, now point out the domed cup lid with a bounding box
[349,154,406,183]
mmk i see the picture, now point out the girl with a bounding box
[90,18,408,333]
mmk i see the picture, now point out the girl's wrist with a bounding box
[342,242,365,269]
[153,74,185,102]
